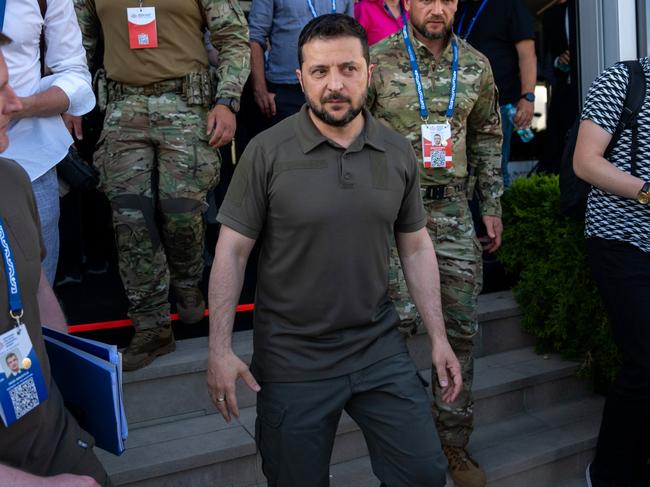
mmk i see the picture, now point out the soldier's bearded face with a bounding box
[297,37,374,128]
[406,0,458,41]
[0,51,21,153]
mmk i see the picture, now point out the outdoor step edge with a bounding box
[100,424,256,485]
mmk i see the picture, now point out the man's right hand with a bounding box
[253,83,277,119]
[207,350,261,422]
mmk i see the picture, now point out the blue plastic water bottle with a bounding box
[505,103,534,143]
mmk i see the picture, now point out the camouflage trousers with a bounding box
[389,193,483,448]
[95,91,220,331]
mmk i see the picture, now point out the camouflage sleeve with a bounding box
[73,0,100,72]
[466,61,504,217]
[367,67,378,112]
[367,49,382,112]
[202,0,251,101]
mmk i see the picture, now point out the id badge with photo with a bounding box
[127,7,158,49]
[0,325,48,426]
[421,123,453,169]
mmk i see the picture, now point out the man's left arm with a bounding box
[467,62,504,252]
[37,269,67,334]
[396,228,462,403]
[203,0,251,148]
[514,39,537,128]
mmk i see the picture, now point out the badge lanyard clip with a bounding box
[400,12,459,123]
[0,219,24,330]
[138,0,143,11]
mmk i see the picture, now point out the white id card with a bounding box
[0,325,48,426]
[421,123,452,169]
[127,7,158,49]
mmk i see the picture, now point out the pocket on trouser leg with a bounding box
[256,394,287,487]
[158,100,221,200]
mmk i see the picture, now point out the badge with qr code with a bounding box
[421,123,453,169]
[0,325,48,426]
[127,7,158,49]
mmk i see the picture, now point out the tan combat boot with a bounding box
[174,286,205,324]
[443,445,487,487]
[122,325,176,371]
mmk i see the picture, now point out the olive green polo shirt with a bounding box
[217,105,426,382]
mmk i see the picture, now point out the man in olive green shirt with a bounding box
[207,14,462,487]
[74,0,251,370]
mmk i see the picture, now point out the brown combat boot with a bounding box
[443,445,487,487]
[174,286,205,324]
[122,325,176,371]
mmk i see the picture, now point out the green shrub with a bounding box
[498,174,619,387]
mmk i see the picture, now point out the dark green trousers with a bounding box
[255,352,447,487]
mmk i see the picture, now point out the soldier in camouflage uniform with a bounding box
[74,0,250,371]
[368,0,503,486]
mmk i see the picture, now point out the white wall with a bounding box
[578,0,638,104]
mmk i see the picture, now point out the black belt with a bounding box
[420,182,467,200]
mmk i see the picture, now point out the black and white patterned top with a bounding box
[581,58,650,253]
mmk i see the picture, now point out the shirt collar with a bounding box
[295,104,387,154]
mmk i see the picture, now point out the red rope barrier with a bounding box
[67,303,255,334]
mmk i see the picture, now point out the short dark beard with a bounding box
[305,91,366,128]
[412,19,452,41]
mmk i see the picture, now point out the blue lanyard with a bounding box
[0,219,24,326]
[307,0,336,18]
[400,12,459,121]
[456,0,489,40]
[0,0,6,33]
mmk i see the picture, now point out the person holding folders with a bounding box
[0,32,111,487]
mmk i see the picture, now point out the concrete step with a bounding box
[123,291,526,425]
[100,348,592,486]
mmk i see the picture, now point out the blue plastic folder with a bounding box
[43,328,128,455]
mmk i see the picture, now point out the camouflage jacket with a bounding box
[74,0,250,100]
[369,30,503,216]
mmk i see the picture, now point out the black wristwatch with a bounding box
[215,97,241,114]
[520,92,535,102]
